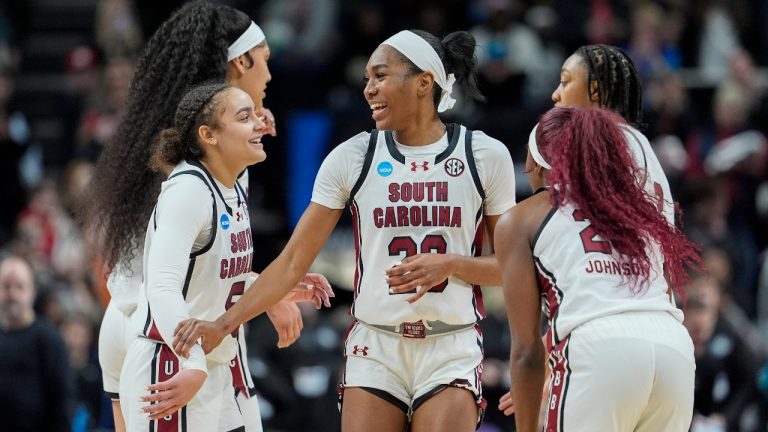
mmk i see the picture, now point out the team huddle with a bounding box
[86,2,701,432]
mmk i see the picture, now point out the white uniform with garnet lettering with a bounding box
[533,198,695,431]
[120,160,252,432]
[312,124,516,414]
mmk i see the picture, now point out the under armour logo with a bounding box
[352,345,369,356]
[410,161,429,172]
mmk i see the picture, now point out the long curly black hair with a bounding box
[82,1,251,271]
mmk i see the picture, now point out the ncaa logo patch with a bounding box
[444,158,465,177]
[377,161,393,177]
[220,214,230,230]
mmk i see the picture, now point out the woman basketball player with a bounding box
[172,29,518,431]
[496,106,700,431]
[84,2,330,431]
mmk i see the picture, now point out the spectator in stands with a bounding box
[684,273,767,431]
[0,254,74,432]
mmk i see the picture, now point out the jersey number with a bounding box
[572,182,666,255]
[571,209,611,254]
[225,281,245,337]
[388,235,448,293]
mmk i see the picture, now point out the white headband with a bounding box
[227,21,266,61]
[382,30,456,113]
[528,123,552,169]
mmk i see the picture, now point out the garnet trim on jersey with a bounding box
[545,336,572,432]
[149,343,187,432]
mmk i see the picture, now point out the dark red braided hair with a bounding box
[536,107,700,298]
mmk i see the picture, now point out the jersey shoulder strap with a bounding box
[463,126,486,201]
[348,129,379,204]
[166,169,218,258]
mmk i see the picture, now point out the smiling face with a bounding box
[551,54,598,109]
[206,88,266,171]
[363,45,421,130]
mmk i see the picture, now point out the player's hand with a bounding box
[255,107,276,137]
[141,369,207,420]
[283,273,334,309]
[173,319,227,357]
[498,391,515,416]
[498,372,552,416]
[386,253,455,303]
[266,299,304,348]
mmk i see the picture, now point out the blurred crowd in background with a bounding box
[1,0,768,431]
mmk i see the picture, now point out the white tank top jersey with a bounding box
[622,124,674,225]
[134,160,253,369]
[312,124,517,326]
[533,198,683,349]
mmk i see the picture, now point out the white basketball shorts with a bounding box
[544,311,695,432]
[120,338,245,432]
[341,321,485,418]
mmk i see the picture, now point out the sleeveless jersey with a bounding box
[533,200,683,348]
[348,124,487,326]
[137,160,253,365]
[623,125,674,225]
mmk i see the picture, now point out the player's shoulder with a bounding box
[161,162,214,199]
[464,129,513,167]
[324,131,374,163]
[466,129,509,153]
[337,131,373,151]
[620,124,651,147]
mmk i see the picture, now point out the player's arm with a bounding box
[174,202,342,356]
[144,180,211,370]
[140,181,234,420]
[495,206,545,432]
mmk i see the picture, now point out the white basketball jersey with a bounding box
[137,160,253,364]
[533,198,683,349]
[623,125,674,225]
[349,124,486,326]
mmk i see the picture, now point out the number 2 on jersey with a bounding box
[571,209,611,254]
[388,235,448,293]
[572,182,666,255]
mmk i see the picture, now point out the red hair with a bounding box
[536,107,700,298]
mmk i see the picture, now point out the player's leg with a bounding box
[340,323,410,432]
[99,301,129,432]
[409,326,484,432]
[111,401,126,432]
[341,388,408,432]
[410,387,477,432]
